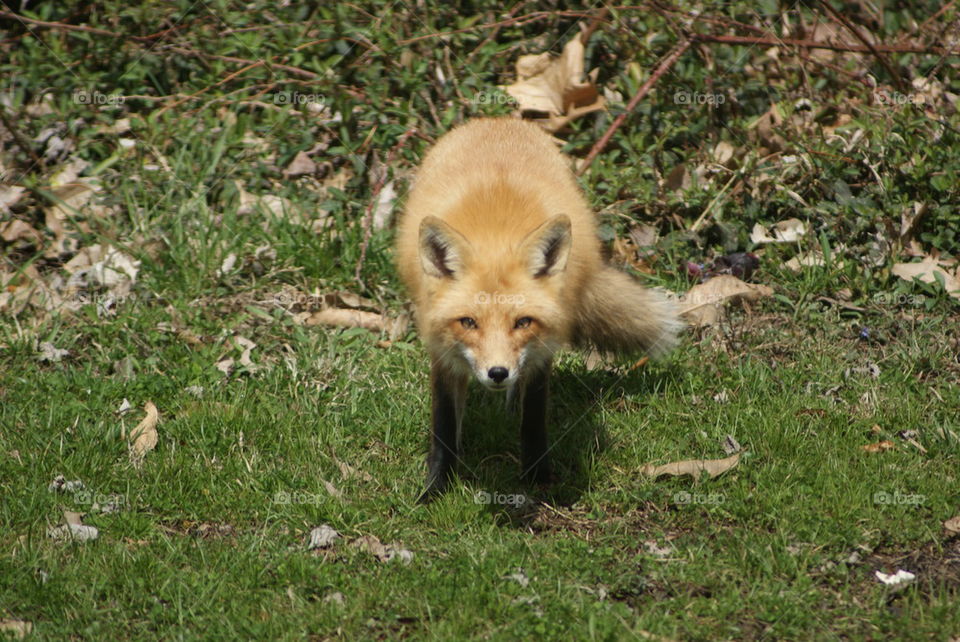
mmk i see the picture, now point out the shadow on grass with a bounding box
[454,360,683,518]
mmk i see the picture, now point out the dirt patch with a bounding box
[863,536,960,599]
[158,520,237,539]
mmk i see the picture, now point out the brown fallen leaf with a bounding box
[680,275,773,327]
[307,308,409,339]
[0,219,42,244]
[0,184,27,214]
[861,440,896,453]
[944,515,960,535]
[502,31,605,132]
[0,619,32,639]
[891,256,960,301]
[283,150,316,178]
[129,401,159,464]
[321,478,343,499]
[352,534,413,564]
[641,452,741,479]
[334,457,374,482]
[47,509,99,542]
[750,218,806,244]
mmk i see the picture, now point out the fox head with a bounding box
[417,214,573,391]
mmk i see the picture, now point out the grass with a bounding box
[2,1,960,639]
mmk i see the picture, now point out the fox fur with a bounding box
[396,118,680,500]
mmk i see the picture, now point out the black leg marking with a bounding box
[418,365,465,503]
[520,365,551,484]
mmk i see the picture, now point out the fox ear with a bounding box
[419,216,470,278]
[522,215,571,278]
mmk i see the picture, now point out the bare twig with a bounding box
[0,9,155,41]
[155,61,264,116]
[162,46,320,80]
[816,0,907,93]
[577,39,692,176]
[579,7,610,44]
[688,33,955,56]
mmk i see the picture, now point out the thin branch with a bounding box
[0,9,155,42]
[161,46,320,80]
[688,33,956,56]
[579,7,610,45]
[577,39,692,176]
[816,0,907,93]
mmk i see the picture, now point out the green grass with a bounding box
[2,1,960,639]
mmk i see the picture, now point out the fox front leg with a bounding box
[418,365,468,503]
[519,364,551,484]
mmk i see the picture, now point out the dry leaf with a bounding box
[352,534,413,564]
[861,440,895,453]
[875,569,915,586]
[750,218,806,244]
[944,515,960,535]
[784,252,826,272]
[307,308,409,338]
[0,619,32,639]
[37,341,70,363]
[47,509,99,542]
[502,32,605,132]
[0,184,26,214]
[680,275,773,327]
[235,336,258,371]
[322,479,343,499]
[372,179,397,231]
[641,452,741,479]
[712,140,736,166]
[63,244,140,288]
[129,401,158,463]
[0,219,42,244]
[308,524,340,549]
[335,457,374,482]
[283,150,316,178]
[900,203,928,244]
[892,256,960,301]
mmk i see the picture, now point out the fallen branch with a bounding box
[577,39,692,176]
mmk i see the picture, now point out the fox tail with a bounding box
[572,266,682,357]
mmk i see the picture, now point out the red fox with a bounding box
[396,118,680,501]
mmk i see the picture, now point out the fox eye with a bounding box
[459,317,477,329]
[514,316,533,329]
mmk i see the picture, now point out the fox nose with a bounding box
[488,367,509,383]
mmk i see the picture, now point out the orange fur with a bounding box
[396,118,681,499]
